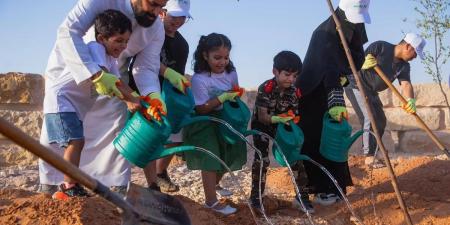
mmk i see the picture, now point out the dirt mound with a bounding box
[0,189,120,225]
[1,155,450,224]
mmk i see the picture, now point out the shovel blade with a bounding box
[122,183,191,225]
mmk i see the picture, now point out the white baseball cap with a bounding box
[338,0,371,24]
[164,0,192,19]
[403,33,426,59]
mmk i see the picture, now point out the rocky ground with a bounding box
[1,153,450,225]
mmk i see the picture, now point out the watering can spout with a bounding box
[346,130,363,150]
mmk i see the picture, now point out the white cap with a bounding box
[403,33,426,60]
[338,0,371,24]
[164,0,192,19]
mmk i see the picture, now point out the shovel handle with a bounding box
[373,66,450,157]
[0,117,98,189]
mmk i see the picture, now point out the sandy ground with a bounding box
[1,154,450,225]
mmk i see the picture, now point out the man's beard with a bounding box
[132,1,157,27]
[135,12,157,27]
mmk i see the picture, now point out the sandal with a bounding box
[205,200,237,215]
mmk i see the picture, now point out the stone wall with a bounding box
[1,73,449,167]
[241,84,450,155]
[0,73,44,167]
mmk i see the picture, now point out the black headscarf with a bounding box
[295,8,368,95]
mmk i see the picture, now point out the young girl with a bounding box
[183,33,246,215]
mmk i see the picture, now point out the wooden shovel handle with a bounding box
[374,66,450,156]
[0,117,97,190]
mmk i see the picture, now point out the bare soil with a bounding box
[1,155,449,225]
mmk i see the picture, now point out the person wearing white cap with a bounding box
[144,0,193,193]
[344,33,426,168]
[294,0,371,207]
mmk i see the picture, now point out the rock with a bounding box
[0,110,43,139]
[13,176,31,188]
[379,89,393,107]
[434,154,450,160]
[399,130,450,153]
[393,83,450,107]
[7,169,17,176]
[348,131,396,154]
[385,108,441,131]
[0,73,44,106]
[0,144,38,168]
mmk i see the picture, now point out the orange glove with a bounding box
[232,84,245,97]
[278,110,301,124]
[140,93,167,122]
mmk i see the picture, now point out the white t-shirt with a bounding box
[191,70,239,109]
[43,42,119,120]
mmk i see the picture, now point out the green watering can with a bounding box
[113,108,200,168]
[319,113,363,162]
[113,106,172,168]
[161,81,210,133]
[114,82,225,168]
[272,121,309,166]
[163,80,251,144]
[219,98,251,144]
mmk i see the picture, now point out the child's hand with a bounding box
[232,85,245,97]
[92,71,122,98]
[271,115,294,124]
[115,80,141,113]
[217,91,239,103]
[272,110,300,124]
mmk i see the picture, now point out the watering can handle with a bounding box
[288,120,301,137]
[347,129,364,149]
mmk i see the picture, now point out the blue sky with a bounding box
[1,0,448,88]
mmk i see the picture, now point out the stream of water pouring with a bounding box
[208,117,313,225]
[197,117,364,224]
[253,130,365,225]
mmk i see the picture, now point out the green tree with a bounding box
[411,0,450,106]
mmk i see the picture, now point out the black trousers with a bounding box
[249,121,309,201]
[298,83,353,195]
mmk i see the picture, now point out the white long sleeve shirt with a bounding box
[43,41,120,119]
[44,0,164,115]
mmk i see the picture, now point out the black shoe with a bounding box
[293,195,315,213]
[37,184,58,195]
[249,197,262,209]
[156,171,179,192]
[58,183,89,197]
[148,183,161,192]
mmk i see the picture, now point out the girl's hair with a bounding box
[94,9,132,39]
[193,33,236,73]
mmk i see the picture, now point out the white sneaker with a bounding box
[205,201,237,215]
[313,193,340,206]
[216,186,233,197]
